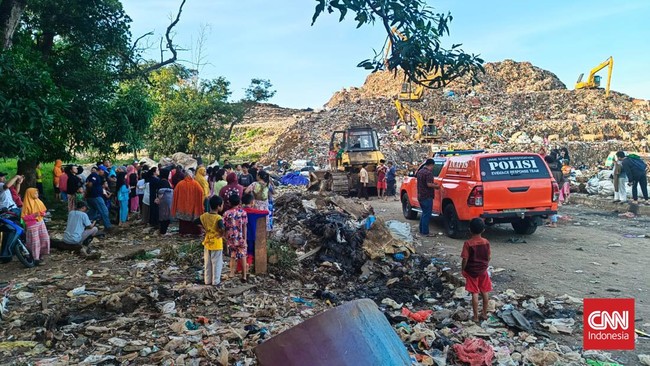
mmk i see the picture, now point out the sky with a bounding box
[122,0,650,109]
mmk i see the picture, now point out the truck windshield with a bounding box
[479,155,550,181]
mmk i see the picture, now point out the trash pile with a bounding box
[326,59,568,108]
[0,191,648,365]
[262,59,650,170]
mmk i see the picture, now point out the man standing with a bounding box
[238,164,254,187]
[86,166,113,231]
[617,151,649,204]
[416,159,437,236]
[357,163,369,200]
[386,161,397,200]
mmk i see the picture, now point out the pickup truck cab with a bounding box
[400,151,559,238]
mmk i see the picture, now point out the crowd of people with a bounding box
[1,158,275,277]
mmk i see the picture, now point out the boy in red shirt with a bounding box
[461,218,492,322]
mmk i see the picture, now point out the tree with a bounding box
[103,81,157,159]
[224,78,277,142]
[244,78,277,102]
[311,0,484,88]
[147,65,236,160]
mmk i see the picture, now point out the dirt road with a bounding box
[371,198,650,359]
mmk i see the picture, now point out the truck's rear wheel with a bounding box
[401,193,418,220]
[443,204,467,239]
[511,218,538,235]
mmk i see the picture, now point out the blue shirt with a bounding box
[86,173,104,198]
[387,166,397,181]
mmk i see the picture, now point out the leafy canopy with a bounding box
[311,0,484,88]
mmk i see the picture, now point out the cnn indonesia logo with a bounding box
[583,298,635,350]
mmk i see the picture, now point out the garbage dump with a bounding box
[0,188,645,365]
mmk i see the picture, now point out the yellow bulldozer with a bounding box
[326,126,385,195]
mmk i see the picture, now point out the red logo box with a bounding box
[583,298,635,350]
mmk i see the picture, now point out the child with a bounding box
[21,188,50,266]
[199,196,225,286]
[376,159,388,200]
[223,194,248,281]
[328,145,338,170]
[117,172,129,226]
[461,218,492,322]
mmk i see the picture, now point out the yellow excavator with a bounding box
[386,28,442,142]
[575,56,613,97]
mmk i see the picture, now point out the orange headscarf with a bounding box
[53,159,63,186]
[22,188,47,222]
[172,175,205,221]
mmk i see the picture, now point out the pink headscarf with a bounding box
[126,165,136,184]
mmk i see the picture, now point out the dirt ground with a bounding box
[370,197,650,361]
[1,196,649,364]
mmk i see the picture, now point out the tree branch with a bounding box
[130,31,154,54]
[142,0,186,74]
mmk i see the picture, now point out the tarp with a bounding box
[280,172,309,186]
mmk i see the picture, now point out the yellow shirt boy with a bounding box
[200,212,224,250]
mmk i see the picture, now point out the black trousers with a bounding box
[159,220,170,235]
[632,175,649,201]
[357,182,369,200]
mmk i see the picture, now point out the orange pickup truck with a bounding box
[400,151,559,238]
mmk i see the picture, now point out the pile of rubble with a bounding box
[326,59,568,108]
[262,60,650,169]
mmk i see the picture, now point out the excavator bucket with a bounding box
[576,73,584,84]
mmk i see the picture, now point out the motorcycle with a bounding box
[0,208,35,268]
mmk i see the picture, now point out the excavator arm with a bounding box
[395,100,437,141]
[575,57,613,97]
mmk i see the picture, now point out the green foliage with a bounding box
[244,78,276,102]
[147,66,240,159]
[0,0,137,163]
[244,128,263,139]
[311,0,484,88]
[268,240,298,270]
[102,81,157,156]
[0,48,68,161]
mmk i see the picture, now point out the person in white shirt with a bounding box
[357,163,369,200]
[0,172,20,214]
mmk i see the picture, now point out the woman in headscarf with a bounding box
[127,165,139,213]
[219,172,244,212]
[65,166,82,212]
[21,188,50,265]
[213,169,227,199]
[195,166,210,212]
[172,171,204,236]
[156,168,174,235]
[53,159,63,201]
[245,170,273,231]
[148,167,160,228]
[116,171,129,226]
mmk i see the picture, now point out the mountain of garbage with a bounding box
[260,59,649,168]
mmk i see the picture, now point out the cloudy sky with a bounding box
[123,0,650,108]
